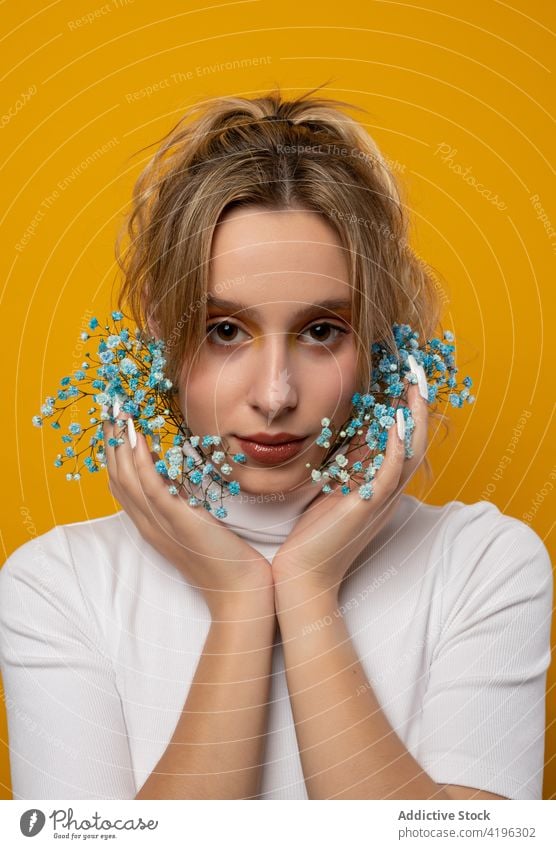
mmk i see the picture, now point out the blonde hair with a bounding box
[115,83,452,488]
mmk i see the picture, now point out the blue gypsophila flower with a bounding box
[33,315,475,515]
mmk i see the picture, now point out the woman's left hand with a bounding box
[271,377,428,599]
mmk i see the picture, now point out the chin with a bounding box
[230,464,310,496]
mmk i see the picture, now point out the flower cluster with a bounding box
[307,323,475,499]
[33,315,474,518]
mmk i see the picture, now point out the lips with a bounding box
[239,432,306,445]
[235,434,308,465]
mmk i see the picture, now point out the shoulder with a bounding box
[390,494,511,540]
[440,498,551,581]
[0,511,133,631]
[0,510,130,579]
[403,494,551,567]
[396,496,553,618]
[399,493,542,537]
[0,522,72,605]
[412,497,553,626]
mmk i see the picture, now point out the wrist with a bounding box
[209,587,276,626]
[274,579,339,620]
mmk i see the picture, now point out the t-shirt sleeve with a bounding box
[0,526,137,799]
[416,503,553,800]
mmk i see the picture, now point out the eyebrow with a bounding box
[206,295,352,321]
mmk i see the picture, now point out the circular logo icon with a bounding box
[20,809,46,836]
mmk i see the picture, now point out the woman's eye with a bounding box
[300,322,348,346]
[206,321,249,347]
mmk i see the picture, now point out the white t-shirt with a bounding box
[0,489,553,800]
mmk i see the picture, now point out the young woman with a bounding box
[0,87,552,801]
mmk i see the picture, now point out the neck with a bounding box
[182,439,323,544]
[217,477,323,544]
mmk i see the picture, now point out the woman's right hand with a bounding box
[102,408,275,620]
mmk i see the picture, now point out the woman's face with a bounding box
[178,204,360,495]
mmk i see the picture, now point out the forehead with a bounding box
[208,206,351,303]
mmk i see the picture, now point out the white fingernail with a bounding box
[396,408,405,440]
[113,397,121,418]
[416,364,429,401]
[407,354,419,376]
[407,355,428,401]
[127,416,137,449]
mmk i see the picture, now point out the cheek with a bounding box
[301,352,359,419]
[322,346,358,399]
[177,357,239,430]
[177,359,210,428]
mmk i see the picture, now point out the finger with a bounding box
[101,397,169,537]
[104,407,228,570]
[106,400,140,490]
[131,427,229,559]
[102,405,123,497]
[101,405,117,467]
[108,401,137,482]
[111,409,173,529]
[394,383,429,502]
[369,396,408,504]
[129,420,200,539]
[408,378,429,459]
[315,375,410,501]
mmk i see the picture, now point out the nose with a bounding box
[245,334,299,424]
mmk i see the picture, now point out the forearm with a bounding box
[275,586,449,800]
[135,598,277,799]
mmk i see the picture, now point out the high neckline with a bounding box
[216,477,324,544]
[180,441,405,546]
[181,439,324,544]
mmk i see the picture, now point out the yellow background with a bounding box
[1,0,554,799]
